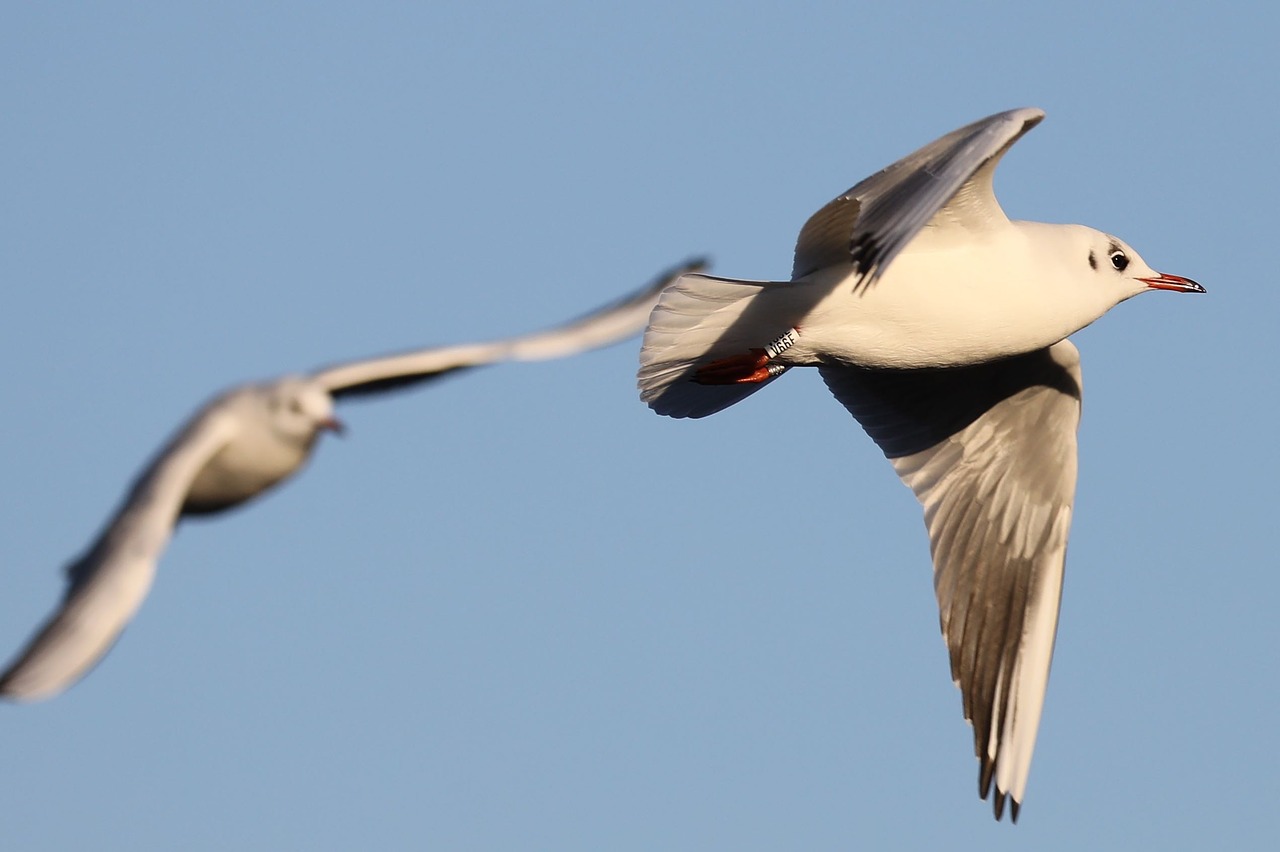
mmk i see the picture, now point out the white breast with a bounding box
[778,223,1108,369]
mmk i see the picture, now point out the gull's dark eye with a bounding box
[288,399,304,414]
[1109,250,1129,272]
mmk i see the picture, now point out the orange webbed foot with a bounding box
[694,349,774,384]
[692,329,799,385]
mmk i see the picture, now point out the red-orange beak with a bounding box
[321,417,346,436]
[1139,272,1205,294]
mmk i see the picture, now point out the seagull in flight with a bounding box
[1,257,705,703]
[638,108,1204,821]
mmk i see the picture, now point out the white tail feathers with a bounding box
[638,272,796,419]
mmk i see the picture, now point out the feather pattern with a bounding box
[793,108,1044,283]
[819,340,1082,821]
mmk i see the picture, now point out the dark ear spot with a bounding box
[1088,250,1097,271]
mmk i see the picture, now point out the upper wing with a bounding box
[0,405,240,701]
[819,340,1082,821]
[314,258,708,399]
[792,107,1044,282]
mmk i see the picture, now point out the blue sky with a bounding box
[0,2,1274,849]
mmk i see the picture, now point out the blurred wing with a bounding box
[793,107,1044,281]
[315,257,708,399]
[0,406,240,701]
[819,340,1082,821]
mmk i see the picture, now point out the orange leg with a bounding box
[694,349,773,384]
[694,328,799,385]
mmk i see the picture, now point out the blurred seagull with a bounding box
[638,108,1204,821]
[1,257,705,703]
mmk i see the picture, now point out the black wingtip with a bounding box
[671,255,711,278]
[978,767,1011,823]
[627,256,711,303]
[979,758,995,799]
[985,787,1021,824]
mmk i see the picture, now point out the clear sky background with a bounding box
[0,3,1273,849]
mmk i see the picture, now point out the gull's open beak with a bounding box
[321,417,346,436]
[1139,272,1206,294]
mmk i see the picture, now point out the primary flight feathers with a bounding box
[638,107,1203,820]
[0,257,705,702]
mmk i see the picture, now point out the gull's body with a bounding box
[181,381,330,514]
[1,258,704,702]
[685,221,1124,372]
[638,108,1203,820]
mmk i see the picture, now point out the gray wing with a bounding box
[792,107,1044,282]
[819,340,1082,822]
[0,406,240,701]
[314,258,707,398]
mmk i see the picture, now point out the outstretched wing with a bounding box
[314,258,707,399]
[0,406,240,701]
[793,107,1044,282]
[819,340,1082,821]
